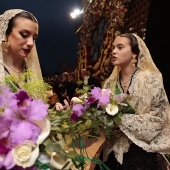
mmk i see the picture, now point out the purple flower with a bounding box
[70,113,79,122]
[15,90,30,108]
[90,87,110,106]
[91,87,101,101]
[0,87,50,169]
[10,120,41,146]
[11,165,37,170]
[0,108,15,139]
[87,97,96,104]
[0,138,10,154]
[70,104,86,122]
[0,86,17,109]
[0,150,15,169]
[115,93,127,103]
[99,89,110,105]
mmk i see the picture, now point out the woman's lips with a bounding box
[23,49,31,54]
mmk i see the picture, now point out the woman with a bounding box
[95,33,170,169]
[0,9,42,86]
[0,9,52,101]
[0,9,51,170]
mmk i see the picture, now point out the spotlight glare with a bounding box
[70,8,82,19]
[74,9,81,15]
[70,12,76,18]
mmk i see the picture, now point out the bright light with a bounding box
[70,12,76,19]
[74,9,81,15]
[70,9,82,19]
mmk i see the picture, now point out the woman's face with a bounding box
[7,17,38,59]
[110,36,135,67]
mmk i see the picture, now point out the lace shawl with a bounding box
[103,34,170,164]
[0,9,42,85]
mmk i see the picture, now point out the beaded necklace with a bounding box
[119,67,137,95]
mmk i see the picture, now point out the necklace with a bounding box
[4,61,23,78]
[121,78,131,86]
[119,67,137,94]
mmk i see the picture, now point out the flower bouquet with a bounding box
[47,86,133,169]
[0,86,51,170]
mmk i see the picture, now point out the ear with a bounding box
[132,54,137,59]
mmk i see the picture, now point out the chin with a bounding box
[22,53,29,58]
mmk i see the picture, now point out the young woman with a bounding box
[0,9,51,170]
[0,9,42,85]
[94,33,170,170]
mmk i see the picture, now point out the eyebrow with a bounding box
[115,43,124,46]
[21,29,38,36]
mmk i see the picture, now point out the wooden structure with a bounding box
[75,0,151,80]
[123,0,150,40]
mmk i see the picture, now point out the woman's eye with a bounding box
[21,33,28,38]
[33,36,38,41]
[118,46,123,50]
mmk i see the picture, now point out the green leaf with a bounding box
[78,124,86,133]
[113,113,123,124]
[67,151,78,158]
[62,124,70,128]
[85,119,92,127]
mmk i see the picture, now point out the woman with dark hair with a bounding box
[0,9,52,98]
[94,33,170,170]
[0,9,42,85]
[0,9,51,170]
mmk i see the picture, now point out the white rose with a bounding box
[12,140,39,168]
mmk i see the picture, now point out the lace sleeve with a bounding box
[120,71,168,143]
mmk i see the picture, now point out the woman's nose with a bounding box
[27,37,34,46]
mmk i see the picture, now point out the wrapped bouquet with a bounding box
[47,86,133,169]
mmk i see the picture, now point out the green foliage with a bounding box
[5,69,52,103]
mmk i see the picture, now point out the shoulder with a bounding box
[138,69,162,79]
[137,69,164,88]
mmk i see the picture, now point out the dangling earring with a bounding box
[131,56,137,67]
[1,37,10,52]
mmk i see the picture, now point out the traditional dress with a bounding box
[94,34,170,169]
[0,9,42,86]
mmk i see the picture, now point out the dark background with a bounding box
[146,0,170,99]
[1,0,170,99]
[0,0,81,76]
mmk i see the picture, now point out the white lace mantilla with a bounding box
[103,34,170,164]
[0,9,42,85]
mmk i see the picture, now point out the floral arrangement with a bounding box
[5,69,52,103]
[0,86,51,170]
[47,86,133,169]
[0,69,53,170]
[1,68,133,169]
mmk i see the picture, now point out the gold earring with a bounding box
[131,56,137,66]
[1,38,10,52]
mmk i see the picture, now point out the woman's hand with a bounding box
[55,99,69,111]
